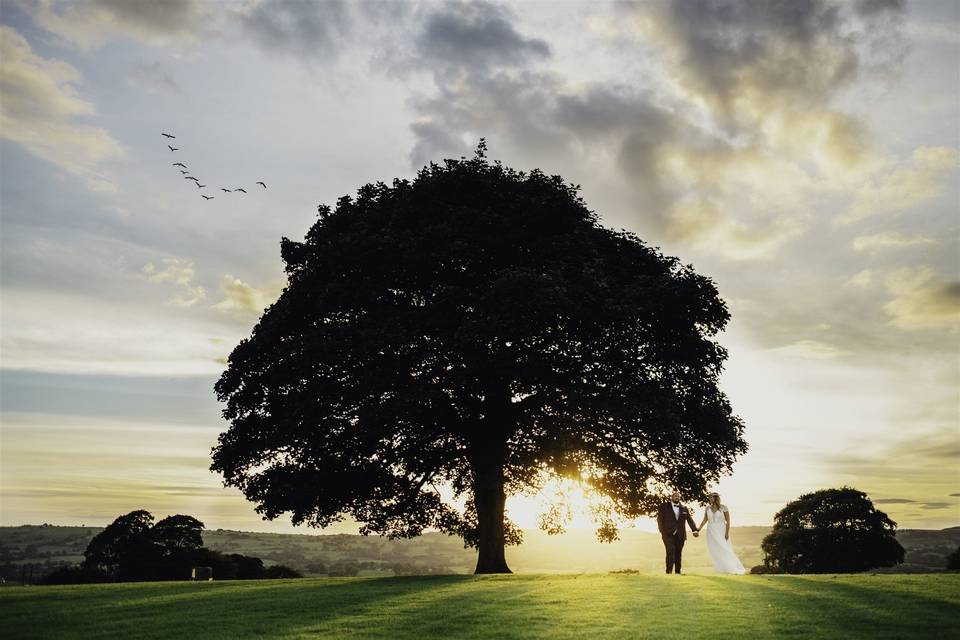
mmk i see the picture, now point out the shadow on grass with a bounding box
[4,576,473,640]
[695,575,960,638]
[5,574,959,640]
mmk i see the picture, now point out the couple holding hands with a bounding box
[656,490,746,575]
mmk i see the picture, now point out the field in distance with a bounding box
[2,573,958,639]
[3,525,958,580]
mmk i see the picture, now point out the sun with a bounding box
[507,476,620,532]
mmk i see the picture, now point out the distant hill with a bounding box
[2,523,958,582]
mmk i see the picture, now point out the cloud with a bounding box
[623,0,904,127]
[398,6,806,260]
[822,425,959,524]
[580,0,917,256]
[884,266,960,330]
[142,258,206,307]
[400,1,914,262]
[400,1,560,168]
[240,0,352,60]
[767,339,849,360]
[212,275,284,319]
[919,502,952,510]
[127,61,179,94]
[0,25,123,192]
[663,195,802,260]
[845,269,874,288]
[24,0,216,49]
[414,0,550,75]
[852,231,937,254]
[841,147,960,224]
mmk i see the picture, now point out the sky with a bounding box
[1,0,958,537]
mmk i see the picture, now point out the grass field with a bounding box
[2,573,958,639]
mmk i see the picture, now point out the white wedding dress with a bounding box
[704,505,746,575]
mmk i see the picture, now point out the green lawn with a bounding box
[2,574,958,639]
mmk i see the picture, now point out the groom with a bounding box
[657,490,699,574]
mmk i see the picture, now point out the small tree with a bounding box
[212,142,747,573]
[761,487,905,573]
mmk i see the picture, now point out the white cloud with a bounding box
[768,339,849,360]
[841,147,959,224]
[852,231,937,254]
[24,0,219,50]
[212,275,283,319]
[142,258,205,307]
[884,266,960,330]
[0,25,123,192]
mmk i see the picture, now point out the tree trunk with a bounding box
[471,447,512,574]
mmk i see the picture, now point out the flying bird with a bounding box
[172,163,186,168]
[185,176,199,182]
[179,170,189,174]
[167,145,179,151]
[202,195,214,200]
[161,132,176,139]
[234,188,247,193]
[256,181,266,189]
[221,188,232,192]
[196,184,206,188]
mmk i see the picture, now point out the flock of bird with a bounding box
[162,132,266,200]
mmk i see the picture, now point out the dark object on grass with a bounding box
[211,140,747,574]
[192,566,213,581]
[760,487,905,574]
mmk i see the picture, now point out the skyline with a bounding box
[1,0,958,535]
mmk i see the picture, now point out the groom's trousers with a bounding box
[662,533,685,574]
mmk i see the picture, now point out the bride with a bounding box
[697,492,746,575]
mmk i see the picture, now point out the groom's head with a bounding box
[670,490,680,504]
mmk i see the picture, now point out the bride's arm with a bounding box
[724,508,731,540]
[697,510,707,531]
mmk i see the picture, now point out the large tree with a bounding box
[211,143,747,573]
[761,487,905,573]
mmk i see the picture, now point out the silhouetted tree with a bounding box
[83,510,161,580]
[212,141,747,573]
[227,553,266,579]
[947,546,960,571]
[153,515,205,554]
[761,487,905,573]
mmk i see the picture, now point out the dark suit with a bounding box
[656,502,698,574]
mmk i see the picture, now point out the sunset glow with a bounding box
[1,0,958,539]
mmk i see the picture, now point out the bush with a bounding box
[947,546,960,571]
[40,565,110,585]
[749,564,784,575]
[264,565,303,578]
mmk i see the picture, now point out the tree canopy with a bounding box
[83,510,206,580]
[760,487,905,573]
[211,142,747,573]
